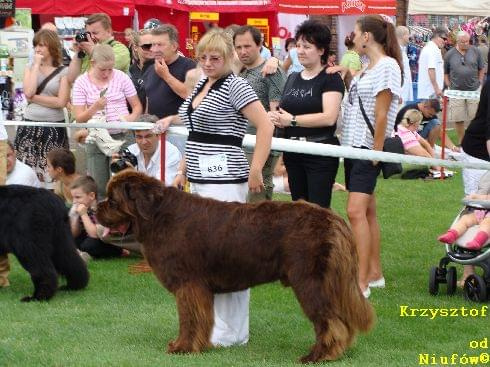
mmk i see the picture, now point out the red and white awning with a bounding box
[277,0,396,15]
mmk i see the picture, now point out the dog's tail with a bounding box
[327,217,376,334]
[52,217,90,290]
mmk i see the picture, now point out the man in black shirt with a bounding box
[395,99,458,150]
[145,24,196,153]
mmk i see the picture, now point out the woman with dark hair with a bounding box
[269,19,344,208]
[340,32,362,76]
[282,37,304,75]
[340,15,402,298]
[284,37,296,53]
[14,29,70,186]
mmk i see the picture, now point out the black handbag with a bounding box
[358,96,404,179]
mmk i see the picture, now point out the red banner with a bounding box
[277,0,396,15]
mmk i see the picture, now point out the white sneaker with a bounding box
[362,287,371,299]
[369,277,386,288]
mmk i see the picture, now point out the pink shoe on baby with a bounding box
[438,229,459,244]
[465,231,488,251]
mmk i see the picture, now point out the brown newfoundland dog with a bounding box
[97,171,374,363]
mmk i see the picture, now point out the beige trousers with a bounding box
[0,139,10,287]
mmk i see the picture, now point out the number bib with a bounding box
[198,153,229,177]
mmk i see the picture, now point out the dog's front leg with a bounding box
[167,282,214,354]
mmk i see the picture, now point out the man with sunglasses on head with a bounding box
[67,13,130,83]
[129,29,155,113]
[444,31,485,145]
[417,27,448,101]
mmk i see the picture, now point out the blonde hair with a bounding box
[196,29,234,69]
[91,44,115,64]
[133,29,151,46]
[86,13,112,31]
[400,109,423,128]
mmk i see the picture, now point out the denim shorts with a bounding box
[418,118,440,139]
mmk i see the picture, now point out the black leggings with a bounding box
[283,151,339,208]
[76,236,122,258]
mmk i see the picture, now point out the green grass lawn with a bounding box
[1,167,488,366]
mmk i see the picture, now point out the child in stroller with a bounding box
[437,193,490,250]
[430,172,490,301]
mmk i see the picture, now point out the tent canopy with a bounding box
[135,0,277,13]
[16,0,136,16]
[408,0,490,16]
[18,0,397,16]
[277,0,396,15]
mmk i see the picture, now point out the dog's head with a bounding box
[97,171,163,235]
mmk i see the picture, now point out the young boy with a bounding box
[69,176,128,258]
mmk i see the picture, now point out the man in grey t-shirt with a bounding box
[444,31,484,144]
[234,25,285,202]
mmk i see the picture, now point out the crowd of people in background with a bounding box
[1,10,490,348]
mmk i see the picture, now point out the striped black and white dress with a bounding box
[178,73,258,184]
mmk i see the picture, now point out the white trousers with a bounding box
[190,182,250,347]
[461,150,488,195]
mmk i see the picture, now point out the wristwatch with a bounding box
[291,116,297,127]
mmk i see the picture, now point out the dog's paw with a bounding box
[299,353,315,364]
[20,295,35,302]
[167,340,193,354]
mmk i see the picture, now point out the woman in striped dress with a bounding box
[160,29,273,348]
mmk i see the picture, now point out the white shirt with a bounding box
[0,122,7,140]
[400,45,414,103]
[417,40,444,99]
[6,160,42,188]
[287,48,304,75]
[260,46,272,60]
[127,140,181,187]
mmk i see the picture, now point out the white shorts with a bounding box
[461,150,488,195]
[189,181,250,347]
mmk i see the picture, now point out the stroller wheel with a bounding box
[446,267,457,295]
[463,274,488,302]
[429,266,439,295]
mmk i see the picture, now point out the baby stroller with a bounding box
[429,199,490,302]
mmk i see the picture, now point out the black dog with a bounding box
[0,185,89,301]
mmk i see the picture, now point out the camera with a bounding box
[75,31,91,43]
[110,149,138,174]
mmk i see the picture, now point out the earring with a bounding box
[362,44,366,49]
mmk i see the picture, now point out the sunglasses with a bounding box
[198,55,223,63]
[140,43,152,51]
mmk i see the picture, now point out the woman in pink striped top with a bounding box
[72,44,142,198]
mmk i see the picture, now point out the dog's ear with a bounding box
[109,172,160,221]
[126,183,155,221]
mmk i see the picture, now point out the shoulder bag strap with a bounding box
[358,95,375,138]
[35,66,65,95]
